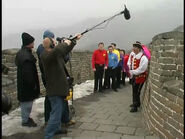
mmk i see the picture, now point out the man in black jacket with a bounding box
[15,32,40,127]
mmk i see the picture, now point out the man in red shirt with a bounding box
[92,42,108,93]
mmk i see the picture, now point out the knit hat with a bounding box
[21,32,35,46]
[43,30,55,39]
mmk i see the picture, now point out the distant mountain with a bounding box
[2,8,183,51]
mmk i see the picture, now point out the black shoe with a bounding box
[113,89,118,92]
[55,129,68,135]
[22,118,37,127]
[94,90,98,93]
[130,107,138,112]
[130,104,134,107]
[130,104,140,107]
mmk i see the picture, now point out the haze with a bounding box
[2,0,184,50]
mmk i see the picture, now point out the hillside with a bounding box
[2,9,183,51]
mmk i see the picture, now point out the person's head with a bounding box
[108,45,113,53]
[43,30,56,47]
[132,42,142,54]
[43,30,55,39]
[98,42,104,50]
[43,37,54,51]
[120,49,125,55]
[21,32,35,50]
[111,43,116,49]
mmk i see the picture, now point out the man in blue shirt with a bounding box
[103,45,118,92]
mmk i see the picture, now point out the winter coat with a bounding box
[40,41,76,97]
[37,44,46,87]
[15,47,40,102]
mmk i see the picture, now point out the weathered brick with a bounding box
[151,96,173,117]
[151,78,162,88]
[158,76,175,83]
[166,92,177,102]
[176,45,184,51]
[163,122,184,139]
[155,122,174,139]
[151,84,166,97]
[160,51,178,58]
[167,117,181,131]
[160,45,175,51]
[158,70,173,76]
[175,58,183,65]
[176,97,184,107]
[159,64,177,70]
[158,57,174,64]
[149,106,164,125]
[172,112,184,124]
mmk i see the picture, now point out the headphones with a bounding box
[48,37,55,48]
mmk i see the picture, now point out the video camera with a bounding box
[56,37,67,43]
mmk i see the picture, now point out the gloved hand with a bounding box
[65,90,73,101]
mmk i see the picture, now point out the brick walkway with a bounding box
[2,83,159,139]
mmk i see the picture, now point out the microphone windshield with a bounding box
[123,5,130,20]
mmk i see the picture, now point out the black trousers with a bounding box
[121,72,126,85]
[116,66,122,88]
[103,67,116,90]
[94,64,104,91]
[131,78,144,107]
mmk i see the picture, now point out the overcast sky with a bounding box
[2,0,183,36]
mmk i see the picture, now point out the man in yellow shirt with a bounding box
[111,43,120,61]
[111,43,121,89]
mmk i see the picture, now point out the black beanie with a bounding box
[21,32,35,46]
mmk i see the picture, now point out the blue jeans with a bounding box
[20,101,33,123]
[45,96,64,139]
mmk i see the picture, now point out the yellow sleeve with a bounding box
[113,50,120,61]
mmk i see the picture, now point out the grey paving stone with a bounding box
[135,128,151,136]
[96,124,116,132]
[73,137,96,139]
[79,123,99,130]
[145,135,160,139]
[93,118,113,125]
[111,120,129,126]
[80,130,102,137]
[93,113,110,119]
[98,132,122,139]
[60,137,73,139]
[127,120,145,128]
[107,115,125,121]
[121,135,145,139]
[115,126,136,135]
[78,117,96,123]
[65,129,83,137]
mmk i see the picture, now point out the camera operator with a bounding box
[41,34,82,139]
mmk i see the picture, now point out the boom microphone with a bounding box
[123,5,130,20]
[65,4,131,41]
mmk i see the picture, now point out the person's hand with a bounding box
[104,66,107,70]
[75,34,82,40]
[93,68,96,71]
[129,70,133,79]
[64,39,71,46]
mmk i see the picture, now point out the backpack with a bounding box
[142,45,151,60]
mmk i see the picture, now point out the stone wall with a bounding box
[141,31,184,139]
[2,49,93,111]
